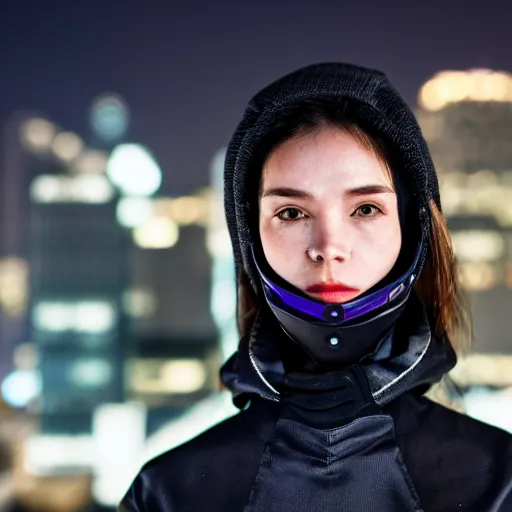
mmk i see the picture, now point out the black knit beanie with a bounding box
[224,62,441,297]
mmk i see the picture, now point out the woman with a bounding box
[120,63,512,511]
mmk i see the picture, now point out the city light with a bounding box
[160,360,207,393]
[458,262,498,291]
[122,288,157,318]
[133,217,179,249]
[451,354,512,388]
[19,117,56,152]
[116,197,153,228]
[25,435,94,475]
[439,171,512,226]
[68,359,112,388]
[0,257,28,318]
[92,402,147,506]
[90,93,130,143]
[52,131,84,162]
[30,174,115,204]
[33,300,116,333]
[73,149,109,174]
[206,228,233,258]
[127,358,207,394]
[464,387,512,434]
[106,143,162,196]
[211,280,237,324]
[153,195,209,225]
[1,370,41,408]
[451,230,504,262]
[419,69,512,111]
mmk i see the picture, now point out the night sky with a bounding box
[1,0,511,195]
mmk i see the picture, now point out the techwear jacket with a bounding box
[120,297,512,511]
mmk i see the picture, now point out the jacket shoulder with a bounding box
[392,394,512,511]
[120,399,277,512]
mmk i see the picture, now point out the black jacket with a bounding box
[120,297,512,511]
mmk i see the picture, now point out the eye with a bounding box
[353,204,382,218]
[276,208,306,221]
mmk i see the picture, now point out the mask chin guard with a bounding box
[251,223,426,365]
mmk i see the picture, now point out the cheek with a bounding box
[259,221,308,277]
[357,222,402,277]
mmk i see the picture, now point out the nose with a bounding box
[306,217,351,263]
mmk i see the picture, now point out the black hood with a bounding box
[224,62,441,298]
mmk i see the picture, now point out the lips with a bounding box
[305,282,360,303]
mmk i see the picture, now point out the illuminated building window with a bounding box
[116,197,153,228]
[68,359,112,388]
[153,196,209,226]
[0,257,28,318]
[451,230,504,262]
[73,149,109,174]
[133,217,179,249]
[52,131,84,162]
[122,288,157,318]
[30,174,114,204]
[419,70,512,111]
[33,300,116,333]
[458,262,499,291]
[127,358,208,395]
[440,175,512,226]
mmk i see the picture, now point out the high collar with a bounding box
[220,294,457,410]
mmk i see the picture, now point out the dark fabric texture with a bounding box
[242,415,421,512]
[388,394,512,511]
[120,395,512,512]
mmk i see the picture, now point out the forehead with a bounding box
[262,126,393,190]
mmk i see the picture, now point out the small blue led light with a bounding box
[329,337,340,347]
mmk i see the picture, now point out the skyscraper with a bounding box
[416,69,512,354]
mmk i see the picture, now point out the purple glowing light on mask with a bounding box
[259,269,413,323]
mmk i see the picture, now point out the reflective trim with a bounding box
[248,337,280,399]
[372,332,432,401]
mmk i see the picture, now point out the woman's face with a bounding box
[259,126,402,304]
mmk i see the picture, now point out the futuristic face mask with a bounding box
[252,208,428,366]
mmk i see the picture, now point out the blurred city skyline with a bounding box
[1,0,512,195]
[2,4,512,509]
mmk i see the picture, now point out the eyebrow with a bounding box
[261,184,395,199]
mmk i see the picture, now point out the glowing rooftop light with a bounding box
[419,69,512,111]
